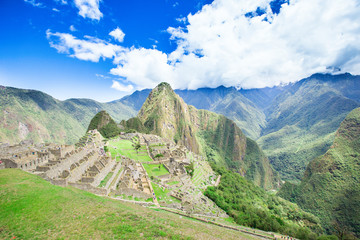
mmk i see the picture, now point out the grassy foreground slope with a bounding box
[0,169,254,240]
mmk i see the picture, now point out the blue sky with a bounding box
[0,0,212,101]
[1,0,360,102]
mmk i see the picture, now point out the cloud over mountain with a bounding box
[47,0,360,90]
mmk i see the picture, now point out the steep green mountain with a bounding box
[257,74,360,181]
[123,82,279,189]
[278,107,360,238]
[0,87,136,144]
[87,110,122,138]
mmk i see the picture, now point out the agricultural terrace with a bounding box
[107,139,152,162]
[142,164,169,177]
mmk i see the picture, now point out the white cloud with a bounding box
[69,25,77,32]
[24,0,44,8]
[52,8,60,12]
[109,27,125,42]
[110,48,175,89]
[46,29,125,62]
[161,0,360,89]
[47,0,360,90]
[74,0,102,20]
[175,17,187,23]
[111,80,134,92]
[54,0,68,4]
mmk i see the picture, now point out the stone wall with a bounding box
[45,148,88,179]
[91,158,116,187]
[1,159,18,169]
[66,151,99,183]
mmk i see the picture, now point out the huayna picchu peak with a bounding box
[122,82,280,190]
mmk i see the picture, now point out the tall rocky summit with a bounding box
[279,107,360,237]
[124,82,279,189]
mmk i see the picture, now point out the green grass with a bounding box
[143,164,170,177]
[108,139,152,162]
[98,172,113,188]
[151,182,181,204]
[0,169,254,240]
[167,181,179,186]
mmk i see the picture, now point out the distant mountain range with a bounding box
[1,73,359,183]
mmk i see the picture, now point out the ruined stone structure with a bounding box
[0,130,226,218]
[111,157,153,199]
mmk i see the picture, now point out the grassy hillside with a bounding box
[0,87,136,145]
[278,108,360,238]
[0,169,254,240]
[258,74,360,181]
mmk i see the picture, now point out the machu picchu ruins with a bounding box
[0,129,227,218]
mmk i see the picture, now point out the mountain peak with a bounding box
[152,82,174,95]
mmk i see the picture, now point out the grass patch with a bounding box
[143,164,169,177]
[108,139,152,162]
[167,181,179,186]
[98,172,113,188]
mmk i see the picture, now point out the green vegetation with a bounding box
[185,162,194,177]
[87,110,122,138]
[0,169,251,240]
[278,108,360,238]
[154,153,164,159]
[167,181,179,186]
[143,164,169,177]
[98,172,113,187]
[108,139,152,162]
[204,164,322,239]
